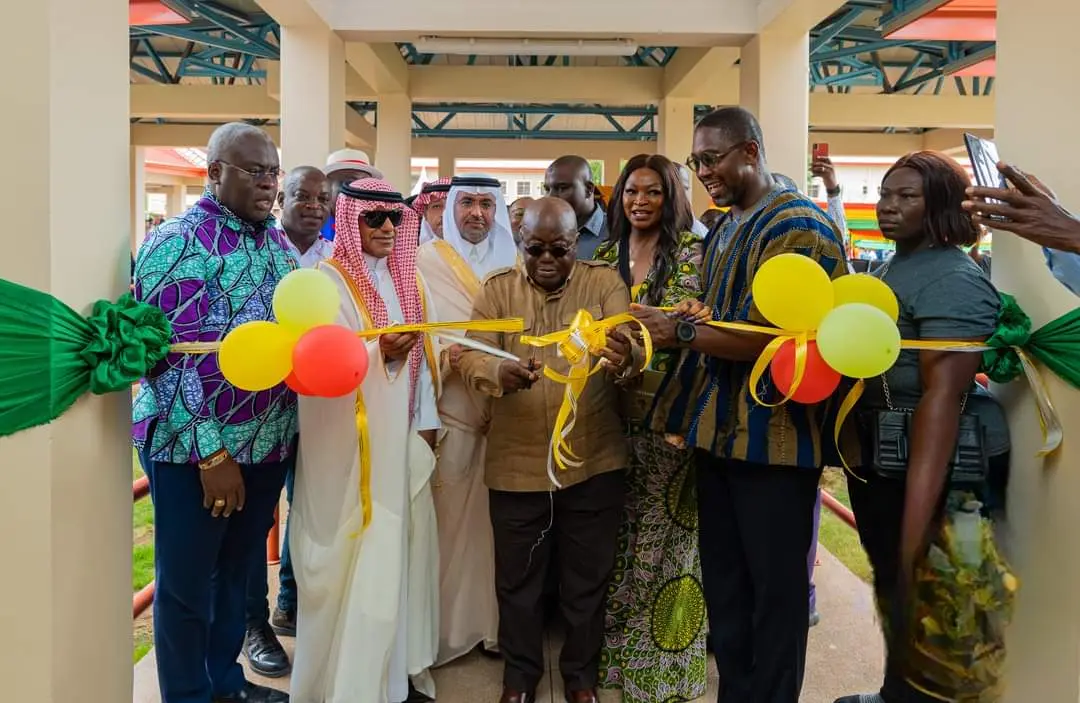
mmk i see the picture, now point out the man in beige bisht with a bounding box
[416,175,518,665]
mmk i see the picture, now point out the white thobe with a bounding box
[289,256,439,703]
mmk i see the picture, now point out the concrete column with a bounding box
[740,31,811,193]
[437,154,455,179]
[603,157,622,185]
[0,1,132,702]
[279,23,345,170]
[130,147,146,253]
[993,1,1080,700]
[657,97,709,212]
[166,184,187,218]
[376,93,413,192]
[657,97,695,165]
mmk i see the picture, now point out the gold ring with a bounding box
[213,499,226,507]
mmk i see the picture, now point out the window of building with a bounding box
[516,181,532,197]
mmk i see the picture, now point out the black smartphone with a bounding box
[963,133,1009,222]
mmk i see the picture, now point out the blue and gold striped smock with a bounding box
[649,186,849,469]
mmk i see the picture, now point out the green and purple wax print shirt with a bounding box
[132,193,300,465]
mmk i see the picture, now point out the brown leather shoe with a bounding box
[564,688,599,703]
[498,687,535,703]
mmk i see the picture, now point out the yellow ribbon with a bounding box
[651,311,1062,474]
[170,317,524,354]
[520,309,652,488]
[172,317,525,533]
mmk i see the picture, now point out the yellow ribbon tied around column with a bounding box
[521,309,652,488]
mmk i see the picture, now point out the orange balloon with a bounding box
[770,339,842,404]
[292,325,370,398]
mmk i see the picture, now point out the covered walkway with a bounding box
[132,545,885,703]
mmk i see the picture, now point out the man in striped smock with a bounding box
[632,107,849,703]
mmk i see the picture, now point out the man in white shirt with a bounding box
[279,166,334,267]
[412,175,517,666]
[441,175,520,278]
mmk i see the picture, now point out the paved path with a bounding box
[133,546,883,702]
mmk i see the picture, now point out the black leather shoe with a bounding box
[244,622,291,678]
[270,606,297,637]
[213,681,289,702]
[404,681,434,702]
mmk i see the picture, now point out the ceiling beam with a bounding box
[344,42,409,95]
[130,84,280,119]
[408,66,664,104]
[344,108,376,148]
[810,93,994,129]
[663,47,740,99]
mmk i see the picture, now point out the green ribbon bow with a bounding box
[0,278,172,438]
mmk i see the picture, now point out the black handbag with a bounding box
[866,375,990,485]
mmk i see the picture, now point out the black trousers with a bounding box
[848,472,944,703]
[489,470,625,693]
[696,453,822,703]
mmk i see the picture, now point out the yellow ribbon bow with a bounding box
[521,309,652,488]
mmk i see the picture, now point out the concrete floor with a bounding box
[133,547,883,702]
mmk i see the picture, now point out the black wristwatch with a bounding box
[675,319,697,347]
[826,185,842,198]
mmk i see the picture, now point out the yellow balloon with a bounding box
[752,253,834,331]
[273,268,341,333]
[816,303,901,379]
[832,274,899,322]
[219,321,294,391]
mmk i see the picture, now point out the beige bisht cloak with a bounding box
[416,239,500,664]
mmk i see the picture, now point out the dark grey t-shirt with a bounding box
[863,246,1000,411]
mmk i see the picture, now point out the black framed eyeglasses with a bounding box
[524,243,573,259]
[363,210,404,229]
[685,141,748,172]
[217,161,284,182]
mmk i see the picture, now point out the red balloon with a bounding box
[285,370,313,395]
[770,339,841,404]
[292,325,370,398]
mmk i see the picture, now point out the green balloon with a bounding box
[817,303,901,379]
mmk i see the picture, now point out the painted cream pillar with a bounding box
[740,31,811,193]
[279,24,345,170]
[657,97,709,212]
[992,1,1080,699]
[166,184,187,218]
[376,93,413,192]
[130,147,147,253]
[0,1,132,701]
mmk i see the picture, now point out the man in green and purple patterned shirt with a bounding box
[133,122,296,703]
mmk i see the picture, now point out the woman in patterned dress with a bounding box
[595,154,707,703]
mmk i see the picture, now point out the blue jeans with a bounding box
[141,434,291,703]
[245,463,296,625]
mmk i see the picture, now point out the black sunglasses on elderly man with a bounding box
[363,210,404,229]
[524,243,573,259]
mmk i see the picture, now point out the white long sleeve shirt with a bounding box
[362,253,441,431]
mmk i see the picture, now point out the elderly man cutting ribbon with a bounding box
[456,196,641,703]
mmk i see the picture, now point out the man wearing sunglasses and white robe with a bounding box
[289,178,441,703]
[415,176,519,666]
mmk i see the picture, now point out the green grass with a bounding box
[818,467,873,583]
[133,450,155,663]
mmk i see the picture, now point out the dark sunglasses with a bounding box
[524,244,572,258]
[685,141,748,172]
[363,210,403,228]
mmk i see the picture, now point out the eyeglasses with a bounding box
[524,243,573,259]
[363,210,403,229]
[685,142,748,172]
[217,161,284,182]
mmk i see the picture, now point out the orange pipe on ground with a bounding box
[266,506,281,566]
[821,489,857,530]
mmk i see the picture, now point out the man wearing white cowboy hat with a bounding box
[320,148,384,240]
